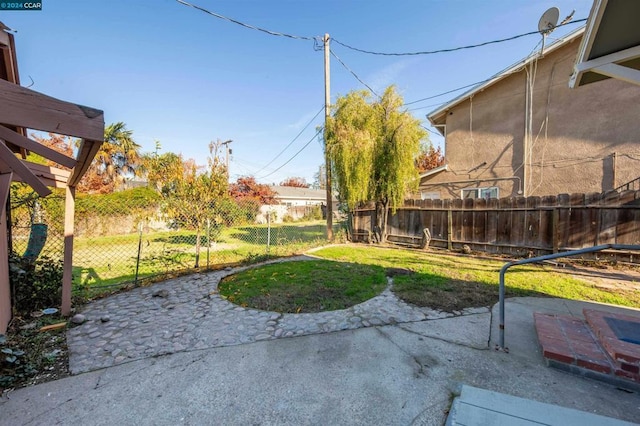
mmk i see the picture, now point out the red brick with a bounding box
[615,369,640,383]
[543,348,575,364]
[576,357,612,374]
[619,362,640,374]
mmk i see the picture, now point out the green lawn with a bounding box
[219,260,386,313]
[69,221,338,294]
[311,245,640,310]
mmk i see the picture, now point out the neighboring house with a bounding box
[270,185,328,207]
[421,27,640,200]
[255,186,336,223]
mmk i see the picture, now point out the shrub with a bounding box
[9,253,63,314]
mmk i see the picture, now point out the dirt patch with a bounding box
[550,262,640,293]
[392,279,535,312]
[1,315,70,395]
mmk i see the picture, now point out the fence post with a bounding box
[134,221,143,287]
[552,208,559,253]
[206,218,210,270]
[267,210,271,254]
[447,208,453,250]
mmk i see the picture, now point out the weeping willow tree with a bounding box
[326,86,427,242]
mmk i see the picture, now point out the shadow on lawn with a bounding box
[229,224,327,245]
[389,269,549,312]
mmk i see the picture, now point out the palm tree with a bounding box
[79,122,142,193]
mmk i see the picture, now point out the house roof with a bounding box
[270,185,334,202]
[427,27,585,133]
[418,164,448,179]
[569,0,640,88]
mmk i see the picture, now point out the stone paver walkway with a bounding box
[67,257,489,374]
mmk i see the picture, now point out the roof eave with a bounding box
[427,27,585,121]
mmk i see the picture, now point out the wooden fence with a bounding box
[352,191,640,260]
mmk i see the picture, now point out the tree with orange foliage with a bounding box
[415,144,445,173]
[30,133,75,162]
[229,176,275,205]
[280,177,309,188]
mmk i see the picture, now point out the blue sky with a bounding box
[3,0,592,185]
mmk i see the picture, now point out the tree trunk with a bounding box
[375,200,389,243]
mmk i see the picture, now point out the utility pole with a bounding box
[324,33,333,241]
[221,139,233,181]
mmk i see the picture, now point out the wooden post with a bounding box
[61,185,75,316]
[0,172,13,334]
[552,208,559,253]
[324,33,333,241]
[447,208,453,250]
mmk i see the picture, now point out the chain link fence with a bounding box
[9,185,344,299]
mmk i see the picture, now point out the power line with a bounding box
[404,37,547,108]
[176,0,318,41]
[404,80,491,106]
[420,125,440,136]
[254,106,325,175]
[331,19,586,57]
[258,128,323,180]
[330,50,379,97]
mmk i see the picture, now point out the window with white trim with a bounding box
[420,191,440,200]
[461,187,498,200]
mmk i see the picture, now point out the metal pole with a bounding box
[267,210,271,255]
[497,243,640,350]
[206,218,210,270]
[134,221,143,287]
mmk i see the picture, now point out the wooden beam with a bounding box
[0,125,77,168]
[574,44,640,74]
[68,139,101,187]
[0,172,12,334]
[61,185,75,316]
[0,142,51,196]
[589,63,640,86]
[13,161,71,189]
[0,78,104,140]
[1,46,16,83]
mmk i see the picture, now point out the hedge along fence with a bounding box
[352,190,640,261]
[9,185,340,297]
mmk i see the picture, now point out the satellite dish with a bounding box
[538,7,560,35]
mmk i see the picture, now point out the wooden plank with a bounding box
[486,198,498,247]
[0,141,51,196]
[616,207,640,245]
[473,198,487,243]
[496,198,513,247]
[512,197,526,248]
[525,196,540,249]
[67,139,101,186]
[0,78,104,140]
[447,209,453,250]
[557,194,571,249]
[0,125,77,168]
[1,46,17,83]
[39,322,67,332]
[452,199,463,243]
[462,198,473,243]
[23,162,71,188]
[0,172,13,334]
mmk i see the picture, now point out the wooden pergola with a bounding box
[0,25,104,333]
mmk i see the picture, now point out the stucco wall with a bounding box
[422,35,640,199]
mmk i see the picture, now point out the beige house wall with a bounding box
[422,35,640,199]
